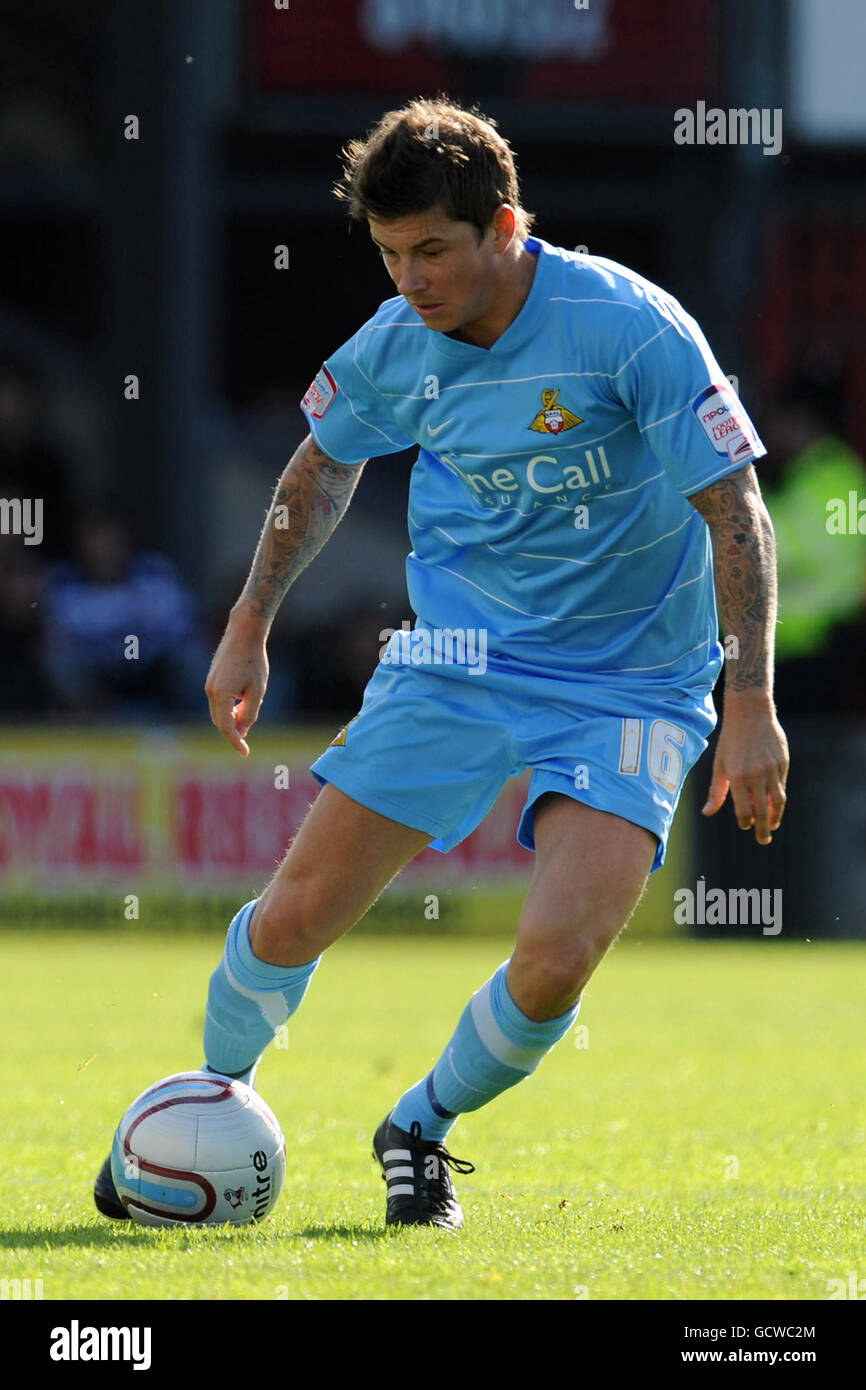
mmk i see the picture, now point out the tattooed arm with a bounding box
[232,433,364,627]
[206,433,365,755]
[689,463,777,693]
[688,464,789,844]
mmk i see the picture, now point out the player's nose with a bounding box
[397,263,428,297]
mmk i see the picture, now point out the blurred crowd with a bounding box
[0,355,405,725]
[758,369,866,716]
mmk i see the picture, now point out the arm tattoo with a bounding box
[236,434,364,626]
[688,464,778,694]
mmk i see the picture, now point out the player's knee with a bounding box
[251,874,333,961]
[513,933,598,1008]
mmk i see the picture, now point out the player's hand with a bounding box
[701,692,789,845]
[204,612,270,757]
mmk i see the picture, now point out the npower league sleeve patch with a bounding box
[301,364,337,419]
[692,382,760,464]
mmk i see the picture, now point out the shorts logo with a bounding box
[529,388,583,435]
[692,382,760,463]
[302,364,337,419]
[329,714,358,747]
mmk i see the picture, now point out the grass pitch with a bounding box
[1,927,863,1301]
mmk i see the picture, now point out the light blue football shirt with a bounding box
[300,235,765,693]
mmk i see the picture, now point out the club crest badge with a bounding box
[529,388,583,435]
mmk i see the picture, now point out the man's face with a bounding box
[367,204,505,334]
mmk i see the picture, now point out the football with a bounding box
[109,1071,286,1227]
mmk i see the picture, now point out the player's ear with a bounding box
[491,204,516,251]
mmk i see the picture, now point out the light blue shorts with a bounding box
[310,656,717,873]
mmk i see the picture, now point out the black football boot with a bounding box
[372,1112,475,1230]
[93,1154,129,1220]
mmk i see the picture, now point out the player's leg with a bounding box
[390,794,655,1133]
[375,682,712,1227]
[203,782,432,1081]
[203,654,499,1087]
[507,792,657,1019]
[375,796,655,1228]
[94,785,429,1220]
[252,782,436,965]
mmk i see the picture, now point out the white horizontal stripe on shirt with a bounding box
[422,560,707,622]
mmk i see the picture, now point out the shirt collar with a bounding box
[429,235,548,361]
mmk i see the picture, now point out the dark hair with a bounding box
[333,94,534,241]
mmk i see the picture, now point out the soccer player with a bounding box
[95,97,789,1229]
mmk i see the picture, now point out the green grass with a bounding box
[1,928,864,1300]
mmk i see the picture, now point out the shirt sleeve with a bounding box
[614,292,766,496]
[299,322,416,466]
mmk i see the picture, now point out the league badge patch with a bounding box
[302,364,337,419]
[692,382,761,463]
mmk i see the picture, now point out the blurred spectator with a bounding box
[759,374,866,715]
[0,93,90,176]
[43,503,208,720]
[292,601,404,719]
[0,355,74,560]
[0,536,54,715]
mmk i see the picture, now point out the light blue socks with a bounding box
[392,960,580,1141]
[203,912,578,1139]
[203,899,320,1085]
